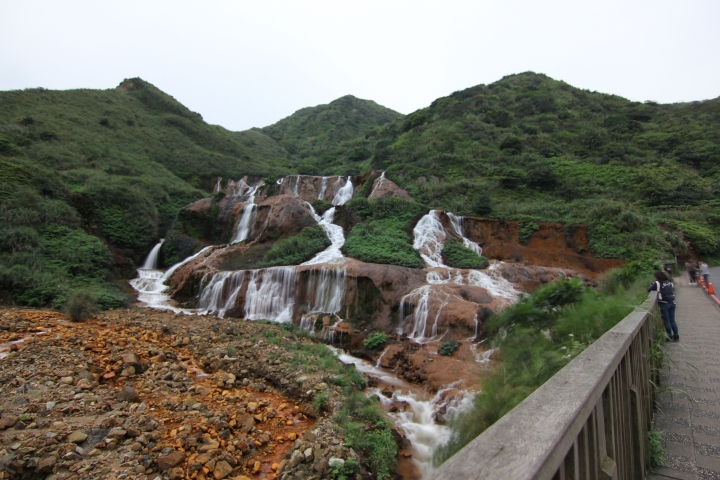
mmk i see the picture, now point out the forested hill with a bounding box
[339,72,720,262]
[259,94,403,175]
[1,72,719,312]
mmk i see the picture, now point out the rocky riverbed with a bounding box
[0,307,370,480]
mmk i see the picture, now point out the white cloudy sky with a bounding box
[1,1,718,131]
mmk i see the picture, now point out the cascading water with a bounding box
[447,212,482,256]
[467,269,519,304]
[214,177,222,193]
[369,171,386,198]
[244,267,298,323]
[141,239,164,270]
[318,177,328,200]
[292,175,300,196]
[231,184,260,244]
[397,286,449,342]
[130,246,212,313]
[332,176,354,206]
[308,267,347,314]
[328,346,476,478]
[302,203,346,265]
[197,271,245,318]
[413,211,447,268]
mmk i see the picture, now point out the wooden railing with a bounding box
[434,292,660,480]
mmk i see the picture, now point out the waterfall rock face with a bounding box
[138,172,622,345]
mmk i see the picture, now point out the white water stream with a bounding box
[244,267,298,323]
[231,184,260,244]
[413,210,447,268]
[130,246,212,313]
[447,212,482,256]
[141,239,164,270]
[369,171,386,198]
[332,176,354,206]
[328,346,476,478]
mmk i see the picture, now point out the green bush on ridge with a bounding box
[257,225,330,267]
[442,237,489,269]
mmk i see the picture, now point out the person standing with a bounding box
[688,262,697,285]
[648,270,678,341]
[700,262,711,287]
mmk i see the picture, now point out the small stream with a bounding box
[327,346,475,479]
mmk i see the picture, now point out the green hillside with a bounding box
[0,78,294,309]
[260,94,403,175]
[344,72,720,262]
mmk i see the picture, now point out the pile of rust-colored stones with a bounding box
[0,307,364,480]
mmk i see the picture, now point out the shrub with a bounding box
[442,237,489,269]
[473,194,492,216]
[63,290,97,321]
[438,339,459,356]
[258,225,330,267]
[363,332,388,350]
[311,199,332,216]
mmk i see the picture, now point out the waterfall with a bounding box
[372,385,476,478]
[332,176,354,206]
[328,346,476,477]
[413,210,447,268]
[141,239,164,270]
[318,177,328,200]
[308,267,347,314]
[129,246,212,313]
[231,185,260,244]
[369,171,386,198]
[197,271,245,318]
[300,315,316,334]
[398,285,450,342]
[244,267,298,323]
[302,203,346,265]
[293,175,300,196]
[467,270,519,303]
[447,212,482,256]
[214,177,222,193]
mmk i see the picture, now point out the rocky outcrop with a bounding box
[461,217,625,276]
[367,174,414,201]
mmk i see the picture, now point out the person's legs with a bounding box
[659,304,673,338]
[667,304,679,340]
[705,274,710,286]
[689,271,696,284]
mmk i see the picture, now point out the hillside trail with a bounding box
[651,274,720,480]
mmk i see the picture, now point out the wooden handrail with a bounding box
[434,292,659,480]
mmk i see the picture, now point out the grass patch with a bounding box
[442,237,489,269]
[257,225,330,267]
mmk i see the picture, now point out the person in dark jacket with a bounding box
[648,270,678,341]
[688,262,697,285]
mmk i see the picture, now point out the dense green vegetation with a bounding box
[434,266,654,465]
[341,197,426,268]
[362,332,388,350]
[257,225,330,267]
[329,72,720,262]
[261,95,402,176]
[442,237,489,269]
[0,78,297,308]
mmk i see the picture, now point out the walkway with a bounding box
[651,275,720,480]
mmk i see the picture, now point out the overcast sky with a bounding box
[1,1,718,131]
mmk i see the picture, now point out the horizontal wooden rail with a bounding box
[434,292,659,480]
